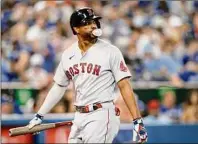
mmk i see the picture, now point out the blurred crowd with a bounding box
[2,86,198,124]
[115,88,198,124]
[1,0,198,124]
[2,0,198,85]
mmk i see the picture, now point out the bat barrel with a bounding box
[9,126,33,137]
[9,124,55,137]
[9,121,72,137]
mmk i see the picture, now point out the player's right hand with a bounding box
[28,113,43,129]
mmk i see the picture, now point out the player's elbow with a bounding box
[117,77,131,90]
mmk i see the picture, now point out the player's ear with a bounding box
[74,27,79,34]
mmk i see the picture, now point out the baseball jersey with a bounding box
[53,39,131,106]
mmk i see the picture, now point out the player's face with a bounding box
[75,20,98,40]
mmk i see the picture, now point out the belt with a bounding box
[75,103,102,113]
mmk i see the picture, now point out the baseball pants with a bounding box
[68,102,120,143]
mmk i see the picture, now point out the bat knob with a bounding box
[9,130,12,137]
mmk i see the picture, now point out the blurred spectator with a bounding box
[159,87,182,123]
[63,89,76,113]
[142,43,183,86]
[1,48,12,82]
[115,92,145,123]
[1,39,31,82]
[9,40,32,78]
[124,43,144,81]
[144,99,173,125]
[14,89,35,114]
[123,27,144,80]
[153,0,170,14]
[1,92,25,114]
[192,12,198,39]
[10,21,28,43]
[181,89,198,123]
[168,1,193,19]
[182,40,198,66]
[136,26,162,59]
[21,53,49,89]
[41,43,56,74]
[1,0,16,35]
[49,27,65,63]
[165,15,186,63]
[26,15,48,53]
[1,94,14,114]
[179,40,198,82]
[102,4,131,52]
[51,101,67,113]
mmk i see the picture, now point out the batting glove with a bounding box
[28,114,43,129]
[133,118,148,143]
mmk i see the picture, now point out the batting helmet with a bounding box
[70,7,102,35]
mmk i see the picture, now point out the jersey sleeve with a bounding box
[53,60,69,87]
[110,47,132,83]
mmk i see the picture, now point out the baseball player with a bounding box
[28,7,148,143]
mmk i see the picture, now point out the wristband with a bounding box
[133,117,143,125]
[35,113,44,120]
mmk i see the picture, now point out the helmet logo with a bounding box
[83,14,87,18]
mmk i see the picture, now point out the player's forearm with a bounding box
[37,83,67,115]
[118,78,141,120]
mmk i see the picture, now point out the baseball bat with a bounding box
[9,121,73,137]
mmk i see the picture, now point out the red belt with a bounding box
[76,103,102,113]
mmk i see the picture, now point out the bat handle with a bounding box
[133,129,138,143]
[55,121,73,127]
[9,130,12,136]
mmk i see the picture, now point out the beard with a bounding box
[81,31,97,41]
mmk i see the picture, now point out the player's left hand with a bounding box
[133,118,148,143]
[28,113,43,129]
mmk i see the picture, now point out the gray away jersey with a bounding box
[53,39,131,106]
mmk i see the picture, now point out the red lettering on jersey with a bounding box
[120,61,127,72]
[69,67,74,76]
[65,71,72,80]
[80,63,87,73]
[87,63,93,73]
[92,65,101,76]
[73,64,79,74]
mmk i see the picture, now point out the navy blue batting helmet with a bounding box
[70,7,102,35]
